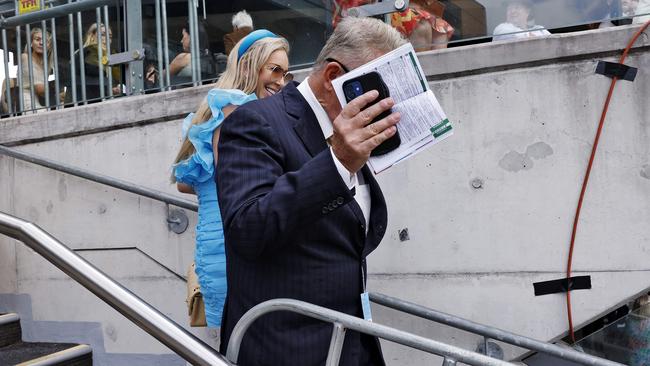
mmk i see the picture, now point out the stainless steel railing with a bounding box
[369,292,625,366]
[0,211,231,366]
[226,299,515,366]
[0,0,210,116]
[0,144,198,212]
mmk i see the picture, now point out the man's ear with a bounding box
[322,63,344,92]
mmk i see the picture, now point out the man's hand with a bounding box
[329,90,400,173]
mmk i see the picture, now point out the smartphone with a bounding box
[342,72,400,156]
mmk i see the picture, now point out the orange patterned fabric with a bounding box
[390,6,454,39]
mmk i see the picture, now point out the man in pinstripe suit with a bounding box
[217,17,406,365]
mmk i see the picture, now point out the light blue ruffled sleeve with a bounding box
[174,89,257,185]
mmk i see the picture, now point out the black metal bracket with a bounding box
[595,61,637,81]
[533,276,592,296]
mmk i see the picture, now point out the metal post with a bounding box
[442,357,457,366]
[25,24,35,111]
[76,11,87,103]
[67,1,77,105]
[325,323,346,366]
[50,17,60,109]
[483,336,489,355]
[103,5,113,97]
[154,0,164,91]
[15,25,23,113]
[40,0,49,109]
[161,0,170,90]
[125,0,143,94]
[192,0,201,85]
[2,29,12,115]
[95,7,104,99]
[187,0,197,86]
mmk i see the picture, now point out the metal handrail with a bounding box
[369,292,624,366]
[226,298,516,366]
[0,211,230,366]
[0,145,198,211]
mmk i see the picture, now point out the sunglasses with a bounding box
[265,64,294,82]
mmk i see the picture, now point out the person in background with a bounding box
[622,0,640,17]
[21,27,53,111]
[82,23,122,99]
[223,10,253,55]
[168,20,212,84]
[171,29,290,329]
[391,0,454,51]
[216,17,404,365]
[493,0,551,41]
[633,0,650,23]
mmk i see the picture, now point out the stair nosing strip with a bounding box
[14,344,92,366]
[0,313,20,326]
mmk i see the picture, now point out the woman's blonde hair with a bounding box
[24,27,54,73]
[171,36,289,179]
[83,22,111,52]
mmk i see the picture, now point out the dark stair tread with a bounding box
[0,342,90,365]
[0,314,21,348]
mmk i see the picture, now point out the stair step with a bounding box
[0,313,21,348]
[0,343,92,366]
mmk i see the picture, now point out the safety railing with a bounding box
[369,292,625,366]
[225,298,514,366]
[226,296,624,366]
[0,144,197,211]
[0,0,210,117]
[0,211,230,366]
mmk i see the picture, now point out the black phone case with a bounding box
[342,72,401,156]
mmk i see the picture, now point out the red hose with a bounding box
[566,20,650,343]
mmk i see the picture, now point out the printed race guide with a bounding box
[332,43,453,174]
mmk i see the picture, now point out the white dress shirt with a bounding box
[297,78,371,232]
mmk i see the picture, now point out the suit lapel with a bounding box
[284,82,328,157]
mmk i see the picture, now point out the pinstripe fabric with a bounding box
[216,82,388,366]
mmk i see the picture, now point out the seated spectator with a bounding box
[167,20,214,85]
[493,0,551,41]
[634,0,650,23]
[622,0,640,17]
[223,10,253,56]
[331,0,372,28]
[65,22,122,102]
[21,27,53,111]
[391,0,454,51]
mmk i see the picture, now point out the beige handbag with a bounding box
[186,261,207,327]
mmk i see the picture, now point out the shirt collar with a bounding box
[297,77,333,139]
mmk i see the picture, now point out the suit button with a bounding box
[322,207,328,214]
[336,197,344,205]
[328,202,336,211]
[360,224,366,231]
[378,224,384,231]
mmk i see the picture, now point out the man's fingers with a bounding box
[340,90,379,119]
[351,97,394,128]
[362,124,398,152]
[361,112,400,139]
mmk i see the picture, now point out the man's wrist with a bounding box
[330,147,357,190]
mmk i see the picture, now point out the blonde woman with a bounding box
[172,29,290,328]
[21,27,53,111]
[82,22,121,98]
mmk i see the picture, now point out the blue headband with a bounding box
[237,29,279,61]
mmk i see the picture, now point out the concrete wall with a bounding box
[1,25,649,365]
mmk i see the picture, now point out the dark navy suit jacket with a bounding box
[216,82,388,365]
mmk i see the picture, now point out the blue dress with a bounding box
[174,89,256,327]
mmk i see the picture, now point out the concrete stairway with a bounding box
[0,313,92,366]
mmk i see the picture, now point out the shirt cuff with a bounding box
[330,147,357,190]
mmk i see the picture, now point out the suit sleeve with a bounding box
[216,107,355,260]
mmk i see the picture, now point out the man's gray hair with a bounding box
[313,17,406,71]
[232,10,253,29]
